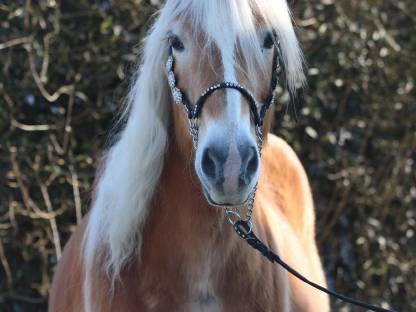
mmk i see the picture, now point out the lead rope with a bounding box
[233,220,395,312]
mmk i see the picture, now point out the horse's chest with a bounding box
[187,267,220,312]
[189,292,219,312]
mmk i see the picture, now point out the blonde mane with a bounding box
[83,0,305,289]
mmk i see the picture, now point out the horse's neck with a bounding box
[141,142,238,274]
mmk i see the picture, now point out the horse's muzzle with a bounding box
[199,141,259,206]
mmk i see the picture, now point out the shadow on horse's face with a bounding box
[169,23,275,207]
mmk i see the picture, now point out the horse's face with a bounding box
[169,25,275,207]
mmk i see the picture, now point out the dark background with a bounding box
[0,0,415,311]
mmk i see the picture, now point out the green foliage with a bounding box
[0,0,414,311]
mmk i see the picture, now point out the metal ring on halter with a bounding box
[225,209,242,225]
[225,209,253,232]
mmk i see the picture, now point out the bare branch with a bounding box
[62,88,75,153]
[10,147,36,212]
[11,119,56,132]
[0,36,32,50]
[9,148,59,220]
[70,165,82,225]
[0,239,13,288]
[39,182,62,259]
[26,45,74,102]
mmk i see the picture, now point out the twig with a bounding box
[26,45,74,102]
[11,119,56,132]
[8,201,17,230]
[2,93,15,109]
[70,167,82,225]
[40,33,52,83]
[38,181,62,259]
[68,153,82,224]
[0,36,32,50]
[62,87,75,153]
[24,0,30,30]
[0,238,13,288]
[297,17,318,27]
[373,18,401,52]
[49,133,65,155]
[18,208,62,220]
[9,148,59,220]
[10,147,34,212]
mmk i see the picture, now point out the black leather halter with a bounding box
[166,41,282,128]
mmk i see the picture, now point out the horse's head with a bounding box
[167,21,281,207]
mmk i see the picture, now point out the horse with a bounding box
[49,0,329,311]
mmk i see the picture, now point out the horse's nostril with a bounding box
[201,148,216,180]
[247,148,258,176]
[242,146,259,184]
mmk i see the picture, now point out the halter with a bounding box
[166,40,282,226]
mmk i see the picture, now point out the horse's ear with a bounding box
[288,87,306,123]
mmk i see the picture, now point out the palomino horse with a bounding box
[49,0,329,311]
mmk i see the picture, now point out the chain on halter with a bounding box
[166,38,282,229]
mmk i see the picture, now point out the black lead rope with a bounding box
[233,220,395,312]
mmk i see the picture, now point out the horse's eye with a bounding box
[263,32,274,49]
[169,35,184,51]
